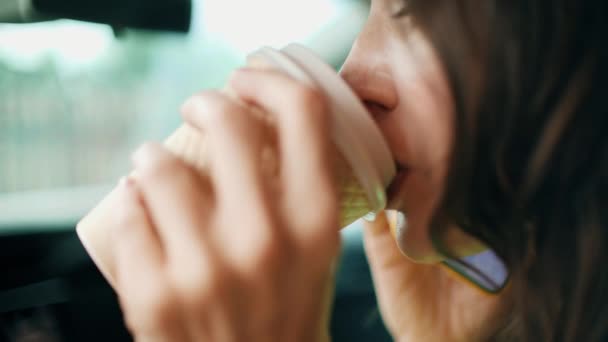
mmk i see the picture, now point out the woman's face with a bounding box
[341,0,478,262]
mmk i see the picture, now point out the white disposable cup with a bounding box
[76,44,396,286]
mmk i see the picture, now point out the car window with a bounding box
[0,0,368,230]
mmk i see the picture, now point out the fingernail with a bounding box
[363,210,389,233]
[363,210,387,223]
[363,212,378,222]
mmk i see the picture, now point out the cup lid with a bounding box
[281,44,395,187]
[247,45,396,213]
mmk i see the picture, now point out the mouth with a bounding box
[386,163,410,210]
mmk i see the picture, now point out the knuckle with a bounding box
[181,91,250,133]
[292,85,328,118]
[240,239,287,285]
[249,231,286,271]
[226,214,288,276]
[207,107,244,137]
[135,143,173,174]
[220,187,275,226]
[298,221,340,261]
[170,163,203,191]
[111,184,144,236]
[180,91,221,115]
[301,190,338,227]
[207,103,236,127]
[145,282,176,315]
[290,196,339,250]
[179,95,199,119]
[125,282,178,333]
[114,192,135,224]
[137,151,193,187]
[301,208,338,234]
[202,95,245,127]
[169,260,217,303]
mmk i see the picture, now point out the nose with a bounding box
[340,24,399,120]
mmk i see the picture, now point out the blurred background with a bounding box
[0,0,369,229]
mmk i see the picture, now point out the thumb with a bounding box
[363,210,412,281]
[363,211,422,316]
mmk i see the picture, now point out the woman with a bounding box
[109,0,608,340]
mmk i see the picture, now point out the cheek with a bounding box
[390,109,451,262]
[390,33,454,169]
[383,34,454,262]
[395,80,453,171]
[380,70,453,262]
[394,172,445,263]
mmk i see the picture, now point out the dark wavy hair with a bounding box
[399,0,608,340]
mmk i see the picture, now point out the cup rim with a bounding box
[246,45,396,213]
[281,44,396,186]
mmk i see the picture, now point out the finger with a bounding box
[112,176,164,291]
[132,142,214,263]
[363,211,422,304]
[111,178,185,340]
[363,211,404,269]
[182,90,289,277]
[229,69,338,241]
[181,91,273,214]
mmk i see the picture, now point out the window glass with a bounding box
[0,0,368,229]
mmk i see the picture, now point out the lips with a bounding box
[386,164,410,209]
